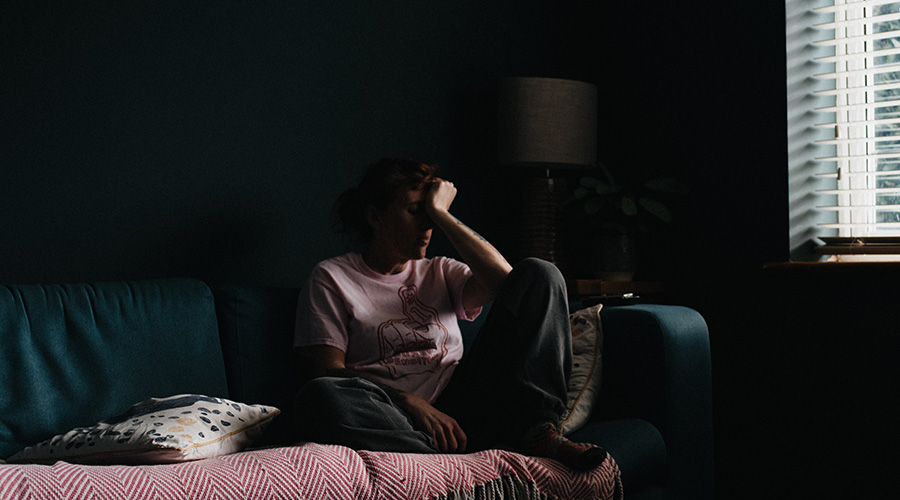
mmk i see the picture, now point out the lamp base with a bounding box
[518,176,572,275]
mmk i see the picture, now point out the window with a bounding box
[787,0,900,260]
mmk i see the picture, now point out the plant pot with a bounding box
[590,231,637,281]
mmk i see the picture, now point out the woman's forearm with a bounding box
[424,179,511,303]
[430,209,512,295]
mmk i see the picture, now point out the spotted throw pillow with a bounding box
[560,303,604,435]
[7,394,279,465]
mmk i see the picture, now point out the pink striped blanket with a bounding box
[1,443,622,500]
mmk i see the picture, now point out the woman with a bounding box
[293,158,606,470]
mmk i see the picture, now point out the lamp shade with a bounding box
[497,77,598,167]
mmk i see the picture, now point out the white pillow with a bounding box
[560,303,604,435]
[7,394,279,465]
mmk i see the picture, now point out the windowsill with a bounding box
[764,260,900,272]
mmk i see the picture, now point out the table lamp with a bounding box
[497,77,598,274]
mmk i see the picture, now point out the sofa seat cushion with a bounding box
[0,443,622,499]
[567,418,666,493]
[0,279,229,460]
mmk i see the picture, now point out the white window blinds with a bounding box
[815,0,900,237]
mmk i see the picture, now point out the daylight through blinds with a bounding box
[815,0,900,236]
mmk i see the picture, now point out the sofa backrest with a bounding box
[210,283,308,445]
[0,278,229,459]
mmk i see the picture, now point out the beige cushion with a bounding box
[560,304,603,435]
[8,394,279,465]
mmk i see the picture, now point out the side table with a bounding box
[567,279,669,305]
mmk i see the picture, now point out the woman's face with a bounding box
[369,186,433,262]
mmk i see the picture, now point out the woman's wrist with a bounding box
[426,206,453,227]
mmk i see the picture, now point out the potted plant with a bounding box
[573,163,688,280]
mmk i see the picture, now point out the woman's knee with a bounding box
[512,258,565,288]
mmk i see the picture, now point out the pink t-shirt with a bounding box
[295,253,482,403]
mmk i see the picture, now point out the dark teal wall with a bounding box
[1,0,596,285]
[1,1,791,287]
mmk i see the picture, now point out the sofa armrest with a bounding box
[596,304,713,500]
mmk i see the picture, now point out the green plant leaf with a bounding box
[574,186,590,200]
[584,198,603,215]
[594,182,619,195]
[622,196,638,216]
[639,197,673,222]
[598,162,617,186]
[581,176,617,194]
[580,174,618,194]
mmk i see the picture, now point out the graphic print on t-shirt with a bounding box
[377,285,450,378]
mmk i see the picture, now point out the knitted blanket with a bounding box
[0,442,622,500]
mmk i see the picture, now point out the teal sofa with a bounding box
[0,278,712,499]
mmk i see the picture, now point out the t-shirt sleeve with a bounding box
[440,257,483,321]
[294,265,351,351]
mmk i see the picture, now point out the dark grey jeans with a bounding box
[293,258,572,453]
